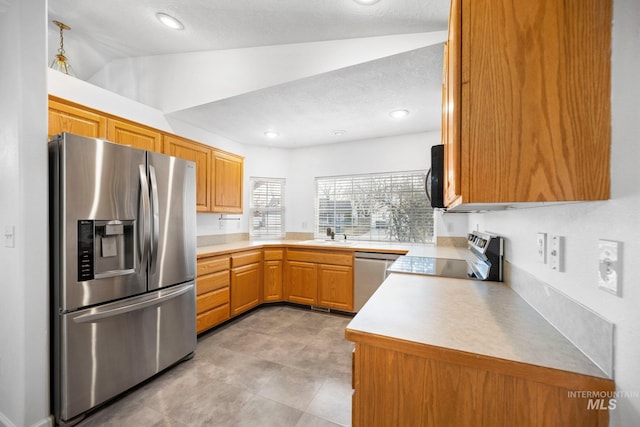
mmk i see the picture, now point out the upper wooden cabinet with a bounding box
[107,118,163,152]
[164,135,212,212]
[48,98,107,140]
[212,150,244,214]
[47,97,245,214]
[443,0,612,210]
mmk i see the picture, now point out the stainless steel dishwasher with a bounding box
[354,252,400,311]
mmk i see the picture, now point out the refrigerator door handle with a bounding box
[149,165,160,274]
[139,164,151,271]
[72,283,193,324]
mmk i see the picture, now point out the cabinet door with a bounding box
[107,118,163,152]
[285,261,317,305]
[230,263,261,316]
[196,256,230,334]
[263,260,283,302]
[212,150,243,213]
[443,0,462,207]
[317,264,353,312]
[48,98,107,139]
[164,135,212,212]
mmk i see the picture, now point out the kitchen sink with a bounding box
[300,239,356,246]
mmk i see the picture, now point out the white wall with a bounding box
[286,132,441,234]
[468,0,640,423]
[0,1,50,427]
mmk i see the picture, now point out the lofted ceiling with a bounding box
[48,0,450,148]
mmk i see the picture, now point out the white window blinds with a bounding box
[250,177,285,239]
[315,171,433,243]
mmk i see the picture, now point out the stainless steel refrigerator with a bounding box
[49,133,197,426]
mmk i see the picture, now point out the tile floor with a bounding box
[77,305,355,427]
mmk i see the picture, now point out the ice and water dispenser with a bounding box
[77,219,136,281]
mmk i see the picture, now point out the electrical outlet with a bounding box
[4,225,15,248]
[549,235,563,272]
[598,240,621,296]
[536,233,547,264]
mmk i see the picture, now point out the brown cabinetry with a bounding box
[47,97,244,213]
[285,249,354,311]
[230,251,261,316]
[196,255,230,334]
[107,118,163,152]
[317,264,353,312]
[349,340,614,427]
[263,249,284,302]
[48,98,107,139]
[164,135,212,212]
[285,260,318,305]
[442,0,612,210]
[212,150,244,213]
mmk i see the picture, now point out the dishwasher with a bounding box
[354,252,400,311]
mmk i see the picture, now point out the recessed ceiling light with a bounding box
[333,130,347,136]
[389,109,410,119]
[353,0,381,5]
[156,13,184,30]
[264,131,280,139]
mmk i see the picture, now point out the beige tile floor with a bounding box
[76,305,355,427]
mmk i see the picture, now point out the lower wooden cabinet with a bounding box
[317,264,353,311]
[196,247,356,333]
[349,341,614,427]
[285,249,354,311]
[196,255,230,334]
[263,249,284,302]
[230,251,262,316]
[285,261,318,305]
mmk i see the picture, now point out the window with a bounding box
[315,171,433,243]
[249,177,285,239]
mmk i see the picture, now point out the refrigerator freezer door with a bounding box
[55,282,197,423]
[147,151,196,290]
[51,133,148,312]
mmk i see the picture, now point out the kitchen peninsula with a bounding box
[346,273,615,426]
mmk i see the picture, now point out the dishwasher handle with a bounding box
[355,251,401,261]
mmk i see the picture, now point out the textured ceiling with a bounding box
[48,0,450,147]
[170,45,444,147]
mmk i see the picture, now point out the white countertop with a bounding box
[346,273,609,379]
[197,239,468,259]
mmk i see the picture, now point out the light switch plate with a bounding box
[598,240,622,296]
[536,233,547,264]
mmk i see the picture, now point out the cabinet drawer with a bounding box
[231,251,262,268]
[197,256,230,276]
[197,287,230,314]
[263,249,284,261]
[197,270,229,296]
[287,249,353,266]
[196,304,230,333]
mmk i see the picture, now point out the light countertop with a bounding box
[197,239,469,259]
[346,273,609,379]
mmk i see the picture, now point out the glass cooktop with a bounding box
[387,256,475,280]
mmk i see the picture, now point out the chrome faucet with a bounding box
[326,228,347,240]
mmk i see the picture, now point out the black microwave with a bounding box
[426,144,445,208]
